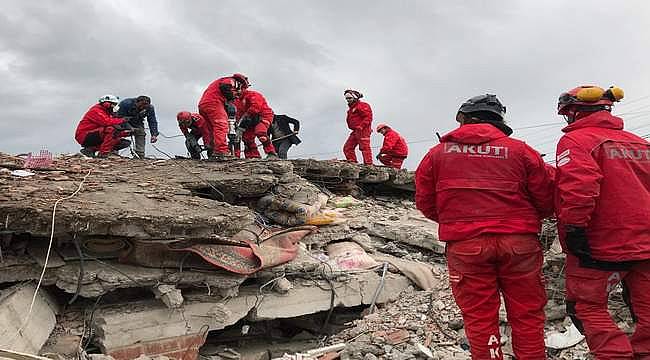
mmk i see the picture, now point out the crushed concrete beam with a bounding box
[53,260,246,298]
[0,284,58,355]
[92,272,411,352]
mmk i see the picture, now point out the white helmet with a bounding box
[98,94,120,104]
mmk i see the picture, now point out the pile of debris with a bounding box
[0,152,634,360]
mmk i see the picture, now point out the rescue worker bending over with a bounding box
[234,89,277,159]
[343,89,373,165]
[198,73,249,158]
[177,111,213,159]
[415,94,554,360]
[376,123,408,169]
[555,85,650,359]
[75,95,132,158]
[116,95,158,159]
[270,114,301,159]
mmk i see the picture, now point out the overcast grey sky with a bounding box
[1,1,650,169]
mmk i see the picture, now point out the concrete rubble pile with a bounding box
[0,153,634,360]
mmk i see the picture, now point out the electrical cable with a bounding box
[3,169,93,348]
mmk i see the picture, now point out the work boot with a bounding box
[265,153,279,160]
[135,151,146,160]
[80,148,95,158]
[207,152,235,161]
[96,152,109,159]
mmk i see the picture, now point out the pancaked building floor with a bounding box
[0,152,634,360]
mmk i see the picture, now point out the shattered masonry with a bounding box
[0,152,632,359]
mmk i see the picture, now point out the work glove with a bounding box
[150,135,158,143]
[566,225,637,271]
[376,153,383,161]
[565,226,590,260]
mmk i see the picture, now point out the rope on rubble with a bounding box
[3,169,93,349]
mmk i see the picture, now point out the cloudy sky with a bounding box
[1,0,650,169]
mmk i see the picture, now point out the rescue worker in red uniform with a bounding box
[343,89,373,164]
[234,89,277,159]
[555,85,650,360]
[198,73,249,158]
[376,123,408,169]
[416,94,554,360]
[75,95,132,158]
[177,111,212,159]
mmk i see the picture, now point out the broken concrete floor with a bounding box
[0,152,627,359]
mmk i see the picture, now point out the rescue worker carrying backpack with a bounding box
[555,85,650,359]
[415,94,554,360]
[376,123,408,169]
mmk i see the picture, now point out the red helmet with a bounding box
[176,111,193,126]
[376,123,389,132]
[232,73,250,89]
[557,85,624,115]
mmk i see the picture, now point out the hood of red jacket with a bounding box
[562,110,624,133]
[440,123,508,144]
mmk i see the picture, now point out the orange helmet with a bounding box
[557,85,624,115]
[176,111,193,126]
[376,123,389,132]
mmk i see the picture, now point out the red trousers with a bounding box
[241,118,275,158]
[446,234,547,360]
[343,128,373,165]
[198,102,229,154]
[378,153,406,169]
[565,255,650,359]
[80,127,130,155]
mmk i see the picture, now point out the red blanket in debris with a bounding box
[174,226,316,275]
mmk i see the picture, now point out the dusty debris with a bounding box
[0,152,630,360]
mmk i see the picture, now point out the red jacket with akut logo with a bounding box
[416,123,554,241]
[556,111,650,261]
[380,128,409,157]
[346,100,372,132]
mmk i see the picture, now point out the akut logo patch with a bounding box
[444,143,509,159]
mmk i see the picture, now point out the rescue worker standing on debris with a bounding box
[270,114,301,159]
[177,111,212,160]
[555,85,650,359]
[116,95,158,159]
[75,95,133,158]
[343,89,373,165]
[415,94,554,360]
[198,73,249,158]
[376,123,408,169]
[234,88,277,159]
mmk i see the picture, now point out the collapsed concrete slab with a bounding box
[0,284,58,355]
[92,271,410,354]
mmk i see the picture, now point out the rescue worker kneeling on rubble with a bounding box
[177,111,213,159]
[75,95,133,158]
[415,94,554,360]
[233,89,277,159]
[375,123,408,169]
[555,85,650,359]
